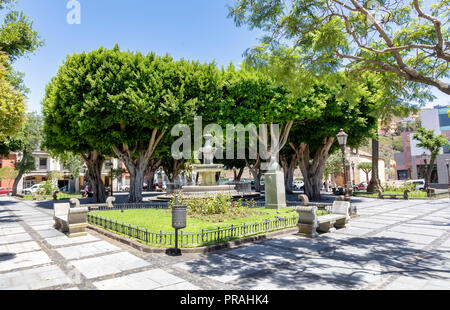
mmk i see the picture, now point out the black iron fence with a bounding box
[93,202,169,211]
[87,213,298,248]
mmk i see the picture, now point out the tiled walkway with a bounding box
[0,196,449,290]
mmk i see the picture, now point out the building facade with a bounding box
[394,106,450,187]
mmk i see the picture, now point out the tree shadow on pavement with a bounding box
[177,234,449,290]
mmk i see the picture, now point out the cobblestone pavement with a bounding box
[0,195,449,290]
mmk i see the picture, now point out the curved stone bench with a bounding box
[70,196,116,210]
[296,200,351,237]
[53,203,89,237]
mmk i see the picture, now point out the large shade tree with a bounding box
[0,0,43,144]
[229,0,449,95]
[10,112,44,195]
[287,78,378,200]
[413,127,449,191]
[220,67,301,184]
[43,46,216,202]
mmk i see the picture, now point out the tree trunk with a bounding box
[246,158,262,192]
[12,150,33,196]
[127,160,146,202]
[425,155,436,191]
[12,172,24,196]
[83,151,106,203]
[112,128,166,203]
[234,167,245,182]
[367,138,382,193]
[281,153,297,194]
[290,138,334,201]
[147,169,155,191]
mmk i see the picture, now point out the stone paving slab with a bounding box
[0,250,52,272]
[1,196,449,290]
[0,233,32,245]
[384,275,450,290]
[56,241,122,260]
[174,254,268,283]
[223,243,305,264]
[37,229,66,239]
[45,234,99,247]
[0,241,41,254]
[0,265,73,290]
[70,252,151,279]
[0,226,27,235]
[93,269,188,290]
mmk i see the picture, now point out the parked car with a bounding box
[59,186,68,192]
[354,182,368,191]
[23,183,45,195]
[405,179,425,190]
[0,187,12,196]
[293,180,304,190]
[120,185,130,191]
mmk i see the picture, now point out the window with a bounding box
[39,158,48,170]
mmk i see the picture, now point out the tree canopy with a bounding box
[229,0,450,95]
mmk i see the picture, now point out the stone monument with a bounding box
[264,155,287,209]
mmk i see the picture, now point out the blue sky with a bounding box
[11,0,450,113]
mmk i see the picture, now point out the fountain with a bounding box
[156,133,260,200]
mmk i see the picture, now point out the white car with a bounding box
[405,179,425,190]
[120,185,130,191]
[23,184,44,195]
[293,180,304,189]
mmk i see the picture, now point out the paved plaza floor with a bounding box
[0,195,449,290]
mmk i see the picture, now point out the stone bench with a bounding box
[70,196,115,210]
[377,189,410,200]
[296,200,351,237]
[53,203,89,237]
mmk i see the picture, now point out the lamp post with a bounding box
[421,151,429,193]
[446,158,450,194]
[105,160,113,197]
[351,161,356,186]
[337,129,350,200]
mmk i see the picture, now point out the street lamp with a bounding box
[351,161,356,186]
[105,160,114,196]
[337,129,350,200]
[446,158,450,194]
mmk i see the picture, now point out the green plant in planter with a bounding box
[37,180,56,195]
[169,192,262,222]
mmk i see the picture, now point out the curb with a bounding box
[88,224,298,254]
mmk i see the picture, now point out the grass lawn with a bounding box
[353,191,428,198]
[90,208,329,232]
[20,193,83,201]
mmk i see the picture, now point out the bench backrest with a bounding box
[331,201,350,218]
[298,194,309,206]
[54,203,70,218]
[296,206,318,225]
[68,207,89,223]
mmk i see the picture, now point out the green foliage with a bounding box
[229,0,448,100]
[111,168,125,181]
[0,1,43,144]
[14,151,34,173]
[358,162,372,173]
[392,137,404,152]
[0,166,17,184]
[169,192,259,222]
[59,152,83,179]
[324,151,343,177]
[0,9,43,61]
[413,127,450,158]
[0,52,25,143]
[37,180,56,195]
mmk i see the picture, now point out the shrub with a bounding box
[37,180,57,195]
[169,192,260,222]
